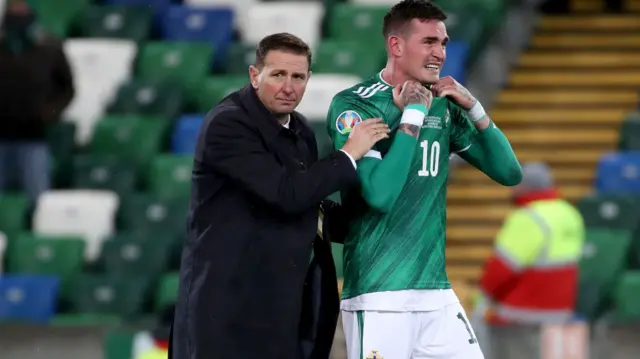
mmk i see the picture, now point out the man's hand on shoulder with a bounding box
[341,118,389,160]
[430,76,476,110]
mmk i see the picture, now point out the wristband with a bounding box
[400,104,428,126]
[465,100,487,122]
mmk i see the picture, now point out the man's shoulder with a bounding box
[331,75,391,105]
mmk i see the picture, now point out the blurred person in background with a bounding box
[0,0,74,202]
[476,162,584,327]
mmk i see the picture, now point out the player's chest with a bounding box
[381,104,452,153]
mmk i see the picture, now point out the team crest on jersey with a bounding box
[335,110,362,135]
[366,350,384,359]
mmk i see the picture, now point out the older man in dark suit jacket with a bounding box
[170,33,389,359]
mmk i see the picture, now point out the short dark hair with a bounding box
[255,33,312,69]
[382,0,447,38]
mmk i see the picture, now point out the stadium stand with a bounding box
[2,0,640,357]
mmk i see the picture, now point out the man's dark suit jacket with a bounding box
[169,85,358,359]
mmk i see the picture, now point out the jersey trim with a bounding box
[377,69,392,86]
[353,82,389,98]
[455,144,472,153]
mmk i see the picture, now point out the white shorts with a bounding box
[342,302,484,359]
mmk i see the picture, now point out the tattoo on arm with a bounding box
[399,124,420,138]
[456,84,476,105]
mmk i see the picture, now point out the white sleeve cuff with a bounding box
[340,150,357,169]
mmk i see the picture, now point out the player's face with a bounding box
[249,50,310,117]
[400,19,448,85]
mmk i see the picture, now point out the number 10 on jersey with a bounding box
[418,140,440,177]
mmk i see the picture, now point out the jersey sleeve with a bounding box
[449,102,477,154]
[326,93,383,154]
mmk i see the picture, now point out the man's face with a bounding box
[395,19,448,85]
[249,50,310,117]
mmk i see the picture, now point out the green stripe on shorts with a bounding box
[357,311,364,359]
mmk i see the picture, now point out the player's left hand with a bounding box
[430,76,477,110]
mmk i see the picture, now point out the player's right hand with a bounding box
[341,118,389,160]
[393,80,433,111]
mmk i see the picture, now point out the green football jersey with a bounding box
[327,71,477,299]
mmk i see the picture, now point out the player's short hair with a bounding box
[255,33,312,69]
[382,0,448,38]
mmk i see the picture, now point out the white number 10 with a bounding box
[418,140,440,177]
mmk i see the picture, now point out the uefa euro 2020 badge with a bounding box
[336,110,363,136]
[366,350,384,359]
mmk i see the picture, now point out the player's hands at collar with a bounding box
[429,76,477,110]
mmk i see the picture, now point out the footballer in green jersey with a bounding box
[326,1,522,359]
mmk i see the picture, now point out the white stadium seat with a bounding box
[297,74,363,120]
[243,2,324,49]
[33,190,120,262]
[0,231,6,273]
[63,39,137,144]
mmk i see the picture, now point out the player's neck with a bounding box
[380,62,414,88]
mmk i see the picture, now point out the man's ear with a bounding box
[387,35,403,58]
[248,65,260,89]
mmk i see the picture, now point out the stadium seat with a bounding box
[613,271,640,320]
[313,40,385,78]
[108,80,183,120]
[80,5,153,42]
[99,234,173,277]
[222,43,255,74]
[243,2,324,49]
[576,194,640,230]
[136,41,214,103]
[28,0,90,36]
[7,234,85,285]
[155,272,179,312]
[104,330,136,359]
[172,115,204,155]
[595,152,640,193]
[33,190,119,262]
[328,4,388,46]
[47,121,77,187]
[65,274,150,319]
[148,155,193,200]
[102,0,171,23]
[195,76,248,112]
[576,229,632,320]
[0,275,60,323]
[0,232,6,273]
[63,39,138,144]
[72,155,138,196]
[161,6,234,65]
[117,193,189,237]
[439,41,468,83]
[297,74,363,119]
[0,193,29,240]
[185,0,256,30]
[618,112,640,151]
[89,115,168,167]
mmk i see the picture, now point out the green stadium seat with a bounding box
[613,271,640,320]
[310,121,334,158]
[99,234,173,278]
[47,121,76,187]
[137,42,214,104]
[88,115,168,168]
[576,229,632,320]
[72,155,138,195]
[0,193,29,240]
[223,43,256,74]
[66,274,151,318]
[103,330,136,359]
[576,194,640,230]
[313,40,385,78]
[329,4,388,48]
[7,234,85,284]
[118,193,188,237]
[618,112,640,150]
[28,0,90,37]
[331,243,344,278]
[148,155,193,200]
[195,76,248,112]
[155,272,179,312]
[80,5,152,42]
[109,80,183,120]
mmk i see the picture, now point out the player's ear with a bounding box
[248,65,261,89]
[387,35,403,58]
